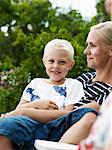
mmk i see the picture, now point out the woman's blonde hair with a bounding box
[91,21,112,45]
[43,39,75,62]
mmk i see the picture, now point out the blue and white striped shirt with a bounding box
[74,72,112,108]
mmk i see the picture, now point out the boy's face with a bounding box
[43,48,74,84]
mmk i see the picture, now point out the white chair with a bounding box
[34,139,78,150]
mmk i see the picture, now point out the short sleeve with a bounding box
[20,78,38,102]
[65,79,84,106]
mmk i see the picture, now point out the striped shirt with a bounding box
[74,72,112,108]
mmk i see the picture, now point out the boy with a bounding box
[1,39,84,118]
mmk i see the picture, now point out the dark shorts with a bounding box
[0,108,98,150]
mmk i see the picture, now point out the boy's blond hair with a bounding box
[43,39,75,62]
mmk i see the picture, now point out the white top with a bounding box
[20,78,84,109]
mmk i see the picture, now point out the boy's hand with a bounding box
[0,108,25,119]
[36,100,59,110]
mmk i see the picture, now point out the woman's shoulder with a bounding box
[77,72,96,82]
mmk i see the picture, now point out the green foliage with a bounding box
[92,0,110,23]
[0,0,91,113]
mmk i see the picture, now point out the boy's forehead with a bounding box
[45,49,71,59]
[46,47,69,54]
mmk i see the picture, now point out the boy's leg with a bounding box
[59,112,97,144]
[0,108,97,149]
[0,115,43,149]
[0,135,13,150]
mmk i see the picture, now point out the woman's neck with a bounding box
[94,69,112,84]
[94,59,112,84]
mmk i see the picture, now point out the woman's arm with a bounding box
[64,104,74,111]
[75,101,100,112]
[59,112,97,144]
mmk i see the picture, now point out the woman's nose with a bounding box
[84,46,90,55]
[84,48,87,55]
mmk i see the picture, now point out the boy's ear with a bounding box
[69,60,75,70]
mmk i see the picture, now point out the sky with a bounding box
[49,0,97,19]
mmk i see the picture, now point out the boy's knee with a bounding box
[0,135,11,142]
[0,135,13,149]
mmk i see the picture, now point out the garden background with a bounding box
[0,0,109,113]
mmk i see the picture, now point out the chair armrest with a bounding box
[34,139,78,150]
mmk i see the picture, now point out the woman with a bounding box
[60,21,112,144]
[0,21,112,150]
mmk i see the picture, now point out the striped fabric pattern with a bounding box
[74,72,112,108]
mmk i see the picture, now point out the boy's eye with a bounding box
[59,61,66,64]
[48,59,54,63]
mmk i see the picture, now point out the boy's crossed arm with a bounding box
[1,100,99,123]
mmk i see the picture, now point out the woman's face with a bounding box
[84,29,110,70]
[105,0,112,15]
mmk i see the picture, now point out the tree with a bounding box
[0,0,90,113]
[92,0,110,23]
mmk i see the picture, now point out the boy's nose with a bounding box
[53,62,59,68]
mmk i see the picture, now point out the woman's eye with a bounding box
[86,42,96,48]
[91,44,96,47]
[89,43,96,47]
